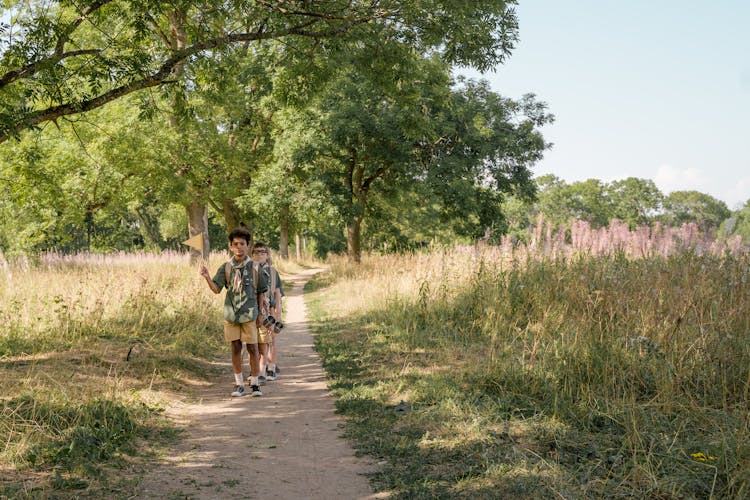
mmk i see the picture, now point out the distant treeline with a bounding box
[500,175,750,244]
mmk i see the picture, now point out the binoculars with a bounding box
[262,314,284,333]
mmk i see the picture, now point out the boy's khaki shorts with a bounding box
[258,327,273,345]
[224,321,258,344]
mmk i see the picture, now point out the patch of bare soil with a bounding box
[136,269,385,499]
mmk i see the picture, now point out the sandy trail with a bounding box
[137,268,380,499]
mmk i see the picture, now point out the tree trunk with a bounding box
[134,207,163,248]
[185,201,209,264]
[295,232,302,261]
[346,217,362,263]
[279,206,290,259]
[222,198,242,232]
[166,10,210,264]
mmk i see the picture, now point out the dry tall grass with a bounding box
[0,250,238,495]
[310,224,750,498]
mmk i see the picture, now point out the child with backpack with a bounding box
[199,227,268,397]
[252,242,284,382]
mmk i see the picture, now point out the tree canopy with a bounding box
[5,2,742,260]
[275,57,551,260]
[0,0,520,142]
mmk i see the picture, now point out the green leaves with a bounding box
[1,0,537,255]
[274,50,552,257]
[1,0,522,141]
[660,190,730,232]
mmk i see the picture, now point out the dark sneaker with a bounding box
[251,385,263,397]
[267,370,277,381]
[231,385,246,397]
[275,365,281,374]
[258,375,267,386]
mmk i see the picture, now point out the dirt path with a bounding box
[137,269,381,499]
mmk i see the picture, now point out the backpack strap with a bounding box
[269,266,277,295]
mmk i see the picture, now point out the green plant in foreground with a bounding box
[2,395,150,473]
[0,387,186,498]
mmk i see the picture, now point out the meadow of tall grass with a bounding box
[307,222,750,498]
[0,250,235,496]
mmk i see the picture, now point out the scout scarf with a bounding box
[230,256,252,293]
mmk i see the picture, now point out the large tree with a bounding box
[607,177,663,228]
[277,62,437,262]
[423,78,552,240]
[2,0,522,257]
[0,97,173,253]
[278,59,551,261]
[0,0,520,142]
[536,176,614,227]
[660,190,730,232]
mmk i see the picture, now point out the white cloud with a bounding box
[724,176,750,209]
[653,164,750,208]
[653,164,708,194]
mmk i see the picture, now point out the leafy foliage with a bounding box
[0,96,174,253]
[515,175,740,238]
[721,199,750,241]
[276,57,551,259]
[660,190,731,232]
[0,0,521,142]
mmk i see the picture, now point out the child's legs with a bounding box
[246,343,261,376]
[235,321,261,376]
[257,328,272,370]
[230,339,243,373]
[258,342,269,370]
[268,335,276,366]
[224,322,246,374]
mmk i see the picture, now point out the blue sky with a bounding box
[457,1,750,209]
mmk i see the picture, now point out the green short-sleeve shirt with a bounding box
[211,259,268,323]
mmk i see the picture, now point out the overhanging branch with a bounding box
[0,14,377,144]
[0,49,103,88]
[0,0,114,89]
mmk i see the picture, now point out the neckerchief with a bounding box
[231,256,251,293]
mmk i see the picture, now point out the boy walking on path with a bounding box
[252,242,284,383]
[199,228,268,397]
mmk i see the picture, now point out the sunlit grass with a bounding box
[0,251,234,496]
[308,245,750,498]
[0,248,315,495]
[271,253,322,275]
